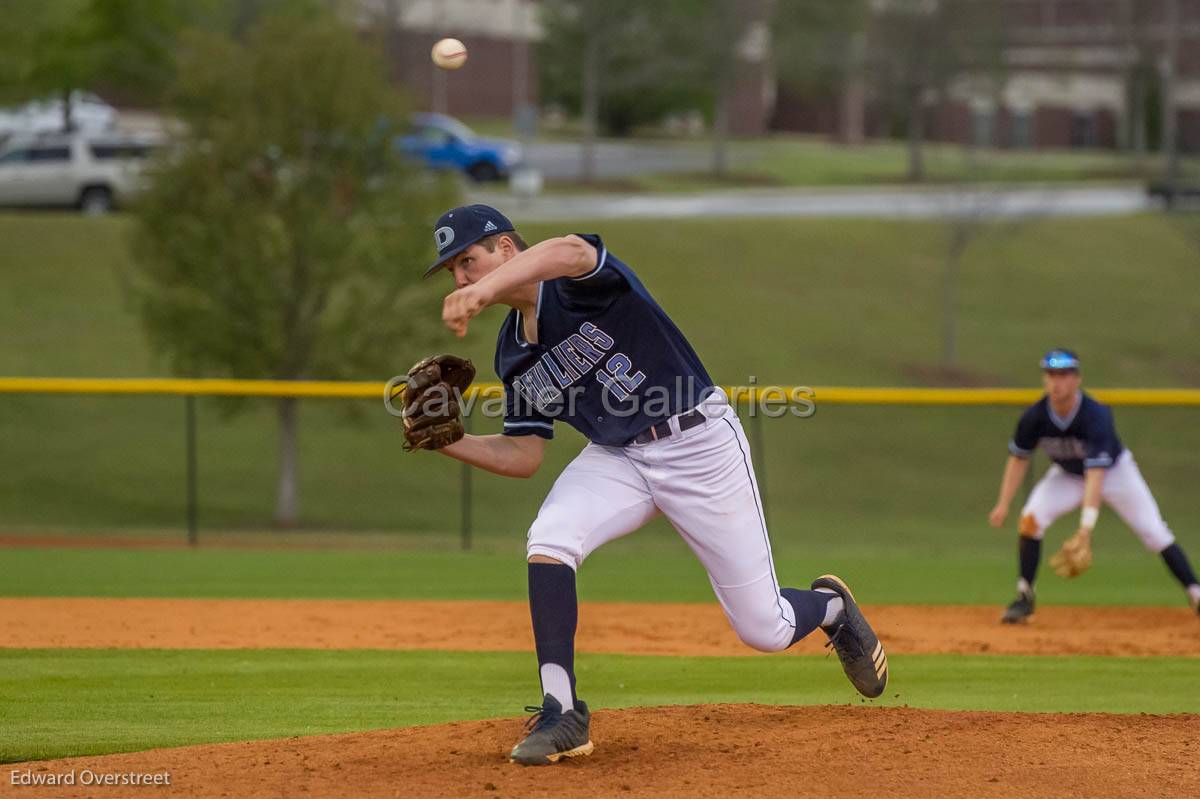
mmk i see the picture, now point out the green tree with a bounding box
[126,11,456,526]
[0,0,300,130]
[867,0,1010,181]
[692,0,873,175]
[536,0,876,177]
[0,0,229,130]
[84,0,230,104]
[0,0,99,129]
[539,0,714,180]
[772,0,872,144]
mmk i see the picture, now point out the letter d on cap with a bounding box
[435,226,455,252]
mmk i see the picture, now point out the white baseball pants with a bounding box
[1020,450,1175,552]
[526,393,799,652]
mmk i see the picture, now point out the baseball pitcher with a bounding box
[403,204,888,765]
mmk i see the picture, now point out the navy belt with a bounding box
[627,408,706,446]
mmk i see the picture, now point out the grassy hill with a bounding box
[460,118,1200,191]
[5,212,1200,385]
[2,211,1198,558]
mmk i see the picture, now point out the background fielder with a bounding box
[412,204,888,766]
[988,349,1200,623]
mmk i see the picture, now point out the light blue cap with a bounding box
[1039,349,1080,371]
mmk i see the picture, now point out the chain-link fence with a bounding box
[2,379,1198,556]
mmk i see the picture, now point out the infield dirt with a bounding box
[3,704,1197,798]
[2,597,1198,656]
[5,597,1199,798]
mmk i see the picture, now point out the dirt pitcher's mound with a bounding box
[3,598,1198,657]
[5,705,1197,799]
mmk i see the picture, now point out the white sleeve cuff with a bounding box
[503,420,554,438]
[568,245,607,281]
[1008,441,1033,457]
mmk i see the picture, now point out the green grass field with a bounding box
[3,212,1199,765]
[7,213,1200,385]
[2,543,1198,763]
[456,120,1200,190]
[0,546,1188,607]
[5,648,1197,763]
[3,212,1200,538]
[637,137,1184,191]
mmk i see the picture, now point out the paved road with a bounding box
[470,185,1154,221]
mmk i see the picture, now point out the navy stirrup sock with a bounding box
[1161,543,1198,589]
[781,587,831,645]
[528,562,578,709]
[1019,537,1042,588]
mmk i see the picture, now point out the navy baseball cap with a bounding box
[423,204,515,278]
[1040,348,1080,371]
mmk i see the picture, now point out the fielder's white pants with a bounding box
[526,393,798,652]
[1019,450,1175,552]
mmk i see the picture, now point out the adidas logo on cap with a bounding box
[483,220,498,232]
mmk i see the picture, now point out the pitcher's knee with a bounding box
[1018,513,1042,539]
[1139,527,1175,553]
[526,513,584,570]
[525,541,581,570]
[528,553,568,565]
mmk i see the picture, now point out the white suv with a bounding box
[0,132,160,214]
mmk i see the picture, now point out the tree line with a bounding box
[2,0,455,527]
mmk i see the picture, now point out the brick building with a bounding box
[360,0,541,119]
[360,0,777,135]
[362,0,1199,151]
[771,0,1200,151]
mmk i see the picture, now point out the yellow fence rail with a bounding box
[4,377,1198,548]
[2,377,1200,406]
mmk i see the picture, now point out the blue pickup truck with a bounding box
[397,113,524,182]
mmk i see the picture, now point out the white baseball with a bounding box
[431,38,468,70]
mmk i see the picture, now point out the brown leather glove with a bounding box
[399,354,475,451]
[1049,528,1093,578]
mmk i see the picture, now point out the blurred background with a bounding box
[1,0,1198,584]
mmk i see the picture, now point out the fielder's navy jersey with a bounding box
[1008,391,1124,475]
[494,234,713,447]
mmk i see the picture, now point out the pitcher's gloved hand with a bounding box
[399,354,475,451]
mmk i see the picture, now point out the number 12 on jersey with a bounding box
[596,353,646,401]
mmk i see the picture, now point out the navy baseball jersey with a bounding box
[1008,391,1124,475]
[494,234,713,447]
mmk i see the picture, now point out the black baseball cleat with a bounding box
[1001,590,1035,624]
[812,574,888,699]
[509,694,594,766]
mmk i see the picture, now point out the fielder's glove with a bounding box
[1049,528,1092,578]
[399,354,475,452]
